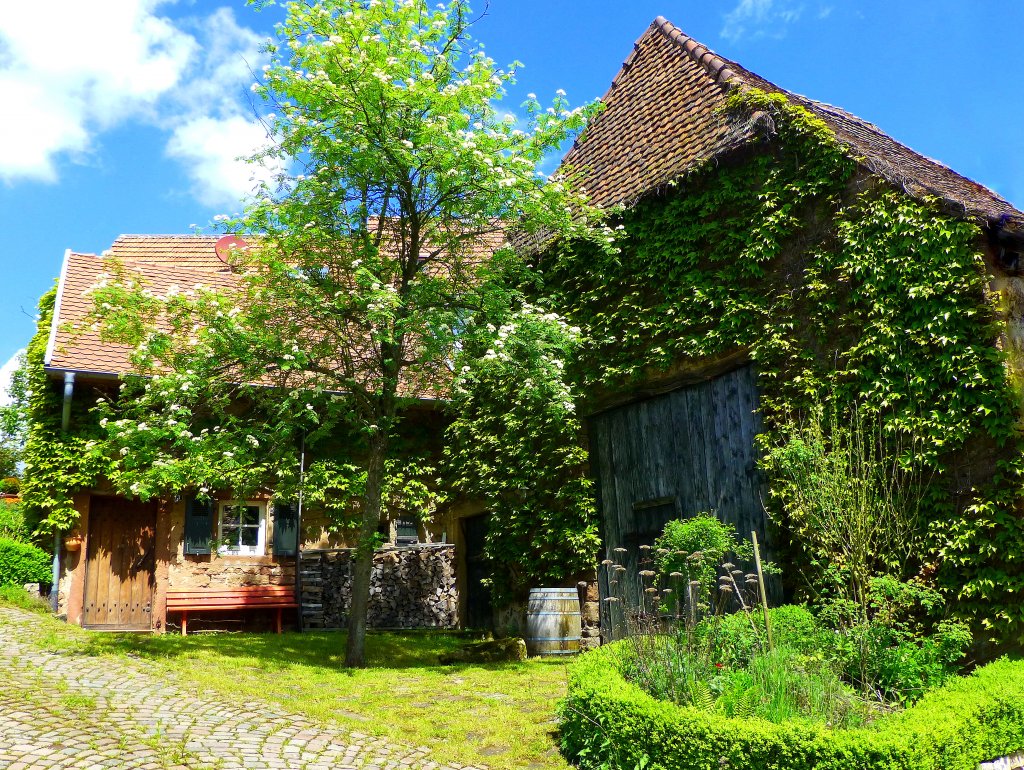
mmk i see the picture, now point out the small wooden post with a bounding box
[751,531,773,650]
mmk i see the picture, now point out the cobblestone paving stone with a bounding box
[0,608,486,770]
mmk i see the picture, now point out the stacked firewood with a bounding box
[303,544,458,630]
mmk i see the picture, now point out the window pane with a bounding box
[222,507,241,526]
[240,526,259,547]
[222,526,240,547]
[240,506,260,527]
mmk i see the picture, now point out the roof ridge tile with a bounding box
[652,16,741,88]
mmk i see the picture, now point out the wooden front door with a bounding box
[83,496,157,630]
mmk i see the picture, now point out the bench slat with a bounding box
[166,586,298,635]
[165,602,299,606]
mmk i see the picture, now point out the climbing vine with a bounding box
[455,89,1024,636]
[18,288,108,534]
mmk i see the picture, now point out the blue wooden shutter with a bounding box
[274,502,298,557]
[183,497,213,555]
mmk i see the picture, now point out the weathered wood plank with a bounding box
[590,364,772,639]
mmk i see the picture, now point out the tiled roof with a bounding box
[44,233,497,401]
[46,238,237,376]
[105,234,232,273]
[562,17,1024,232]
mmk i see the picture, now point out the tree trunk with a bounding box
[345,430,388,667]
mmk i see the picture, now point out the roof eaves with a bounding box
[43,249,74,367]
[43,365,119,381]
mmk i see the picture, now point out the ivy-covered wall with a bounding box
[19,287,108,535]
[538,92,1024,640]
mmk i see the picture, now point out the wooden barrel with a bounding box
[525,588,581,656]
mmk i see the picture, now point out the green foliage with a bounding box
[19,287,108,533]
[560,647,1024,770]
[537,89,1024,639]
[0,583,50,612]
[0,501,27,541]
[653,514,754,611]
[702,604,831,670]
[761,404,927,618]
[0,351,25,479]
[0,537,51,586]
[446,304,600,602]
[715,646,865,727]
[819,576,971,703]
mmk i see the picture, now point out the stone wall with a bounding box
[980,751,1024,770]
[301,544,457,630]
[168,556,296,590]
[577,580,601,651]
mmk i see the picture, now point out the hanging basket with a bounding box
[63,534,83,552]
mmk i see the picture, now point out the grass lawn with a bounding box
[1,594,572,770]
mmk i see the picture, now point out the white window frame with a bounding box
[217,500,267,556]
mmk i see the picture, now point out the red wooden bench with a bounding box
[166,585,298,636]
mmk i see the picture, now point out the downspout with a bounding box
[51,371,75,611]
[296,433,306,632]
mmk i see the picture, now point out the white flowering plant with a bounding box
[445,302,600,603]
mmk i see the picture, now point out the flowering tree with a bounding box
[90,0,608,665]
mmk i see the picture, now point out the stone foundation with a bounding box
[169,556,296,589]
[301,544,457,630]
[577,580,601,651]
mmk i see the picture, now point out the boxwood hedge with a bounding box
[559,645,1024,770]
[0,537,52,587]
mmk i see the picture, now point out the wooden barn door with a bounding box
[83,496,157,630]
[589,364,772,639]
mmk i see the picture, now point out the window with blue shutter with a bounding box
[273,502,299,557]
[183,497,213,555]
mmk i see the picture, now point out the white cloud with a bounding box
[0,350,24,408]
[0,0,196,183]
[166,115,279,209]
[0,1,270,209]
[721,0,806,42]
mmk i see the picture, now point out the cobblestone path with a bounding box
[0,607,485,770]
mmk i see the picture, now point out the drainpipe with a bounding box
[51,371,75,611]
[296,433,306,632]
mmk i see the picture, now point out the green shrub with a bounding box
[560,645,1024,770]
[819,577,971,703]
[0,583,50,613]
[0,501,27,541]
[715,646,865,728]
[653,514,754,611]
[0,537,51,586]
[701,604,828,669]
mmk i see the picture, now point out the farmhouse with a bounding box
[29,16,1024,640]
[39,234,494,632]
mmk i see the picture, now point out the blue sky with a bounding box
[1,0,1022,386]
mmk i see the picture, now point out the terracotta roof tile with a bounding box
[47,240,238,376]
[44,233,499,402]
[106,235,231,273]
[562,17,1024,232]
